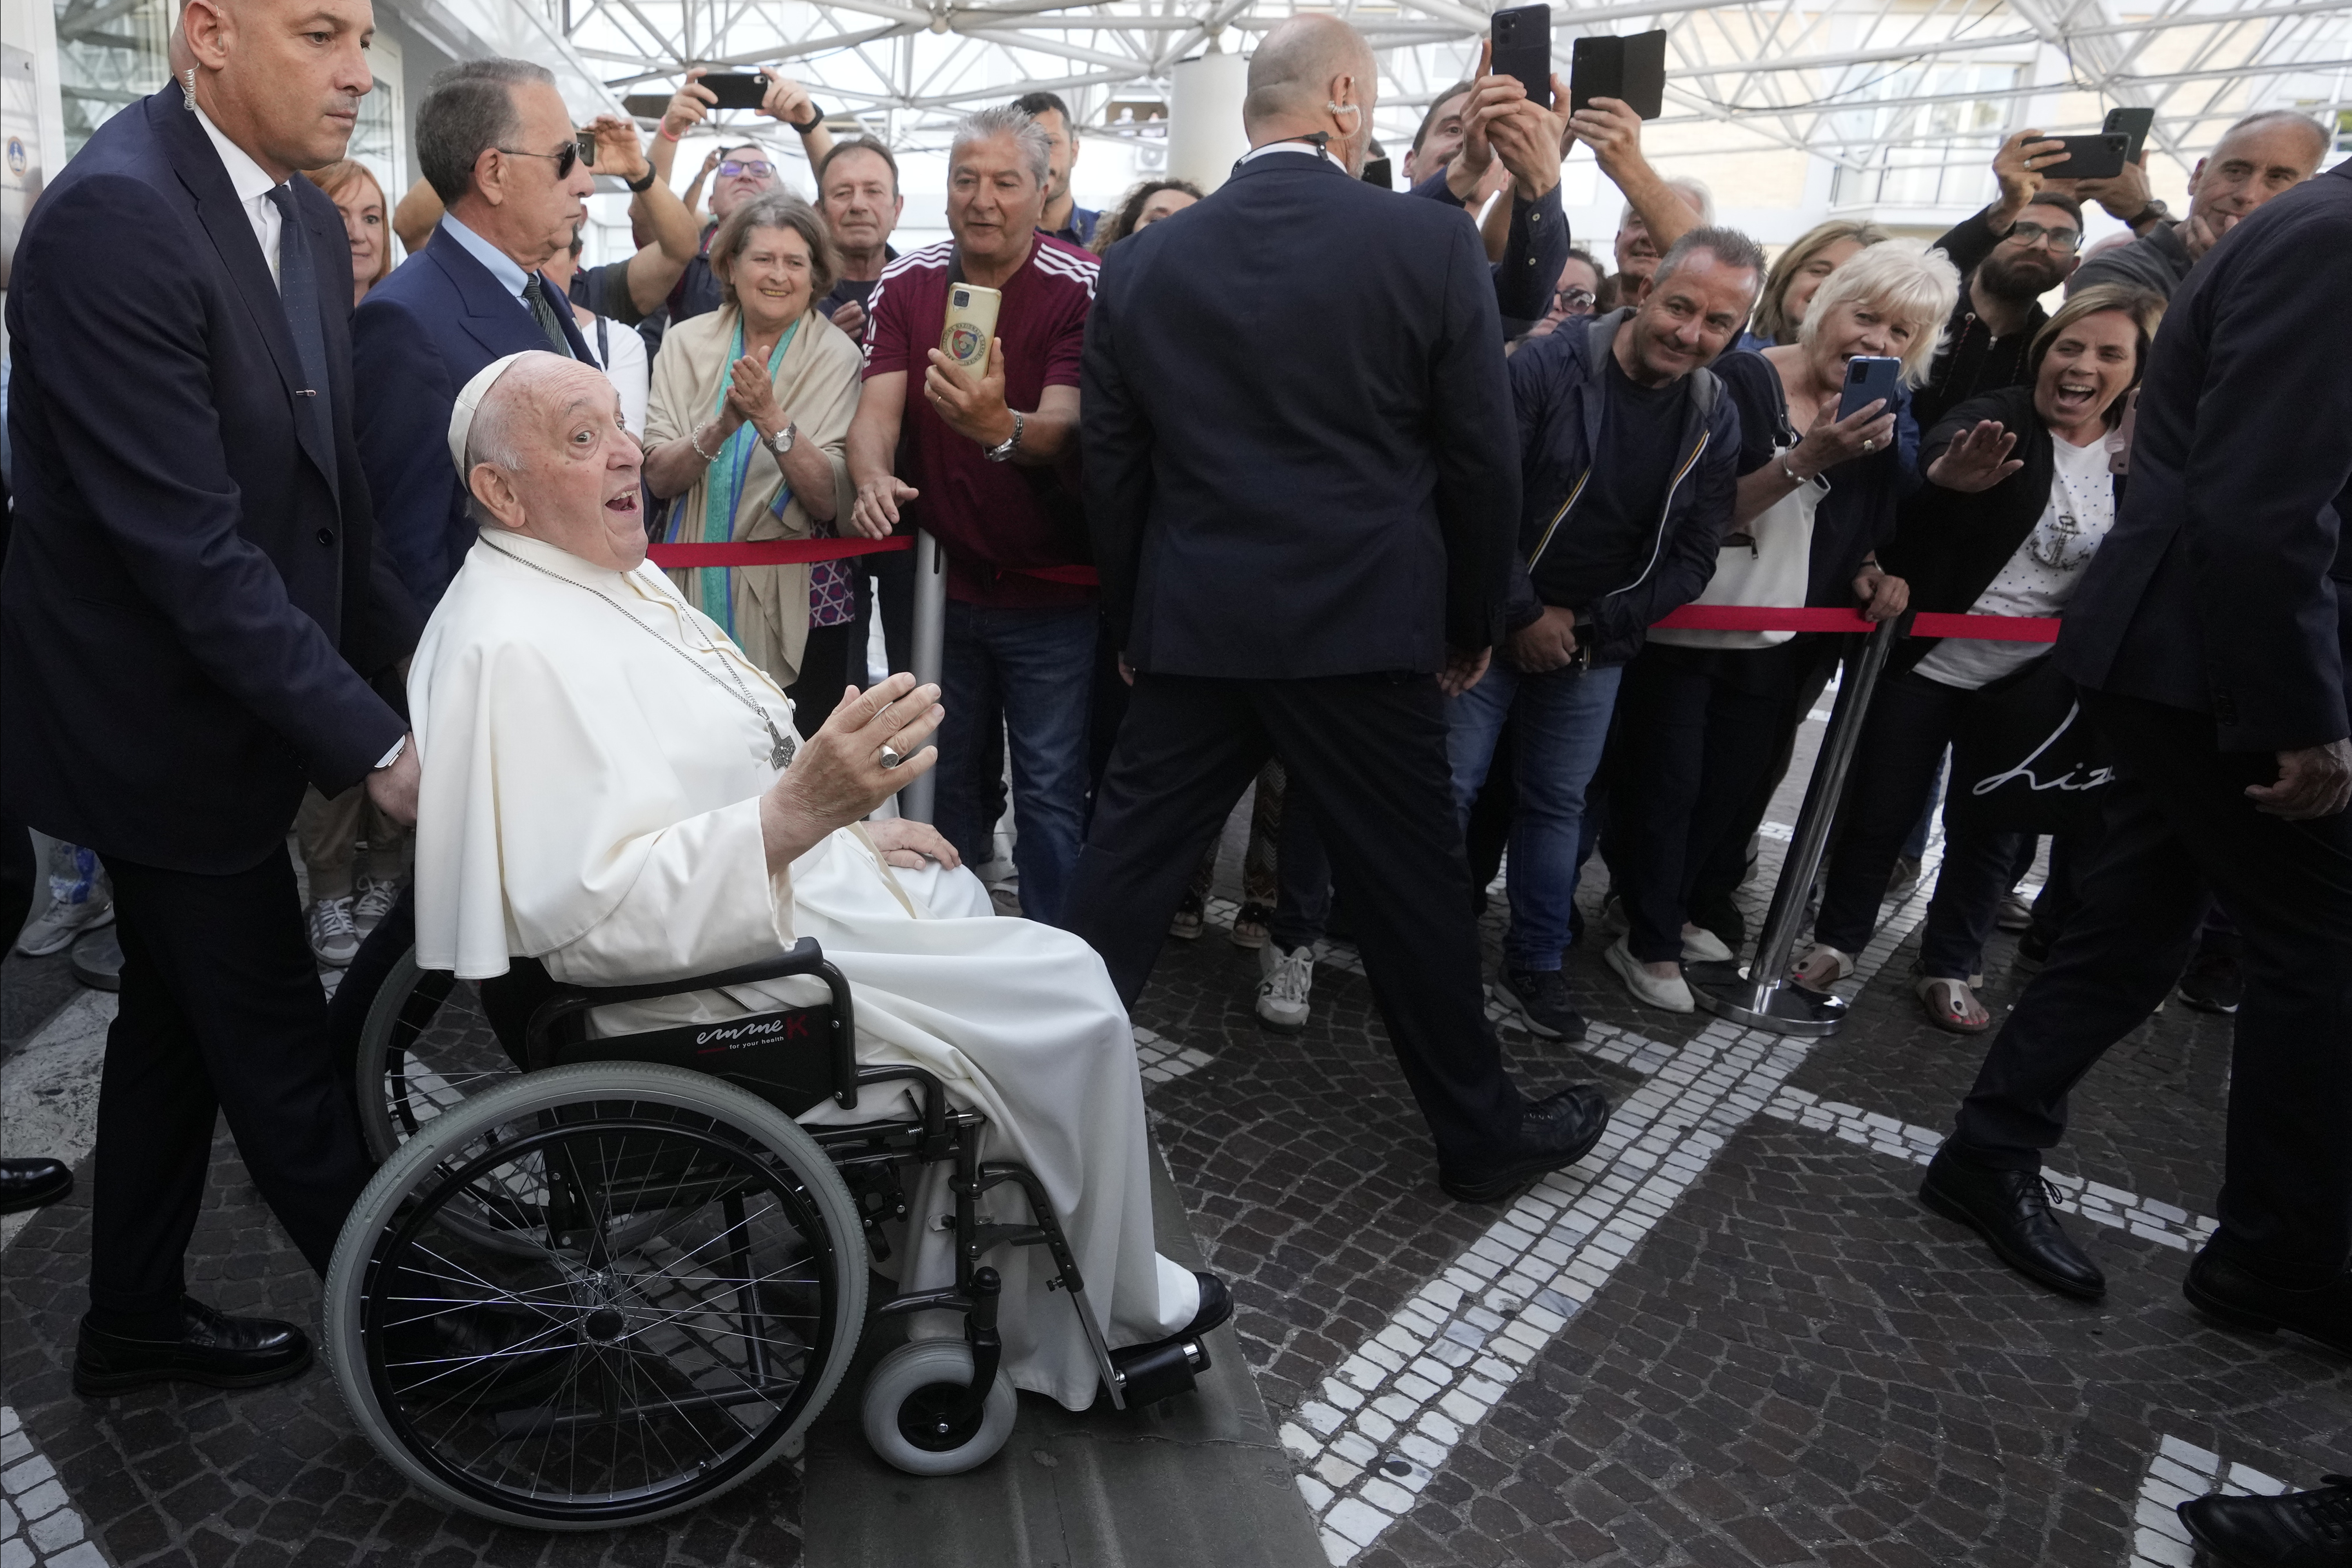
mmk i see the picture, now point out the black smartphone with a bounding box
[575,131,599,170]
[1361,156,1394,189]
[1568,30,1668,120]
[2102,105,2154,162]
[697,72,771,111]
[2050,131,2130,180]
[1837,356,1902,423]
[1490,4,1552,110]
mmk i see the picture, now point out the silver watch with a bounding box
[983,410,1025,464]
[762,423,796,456]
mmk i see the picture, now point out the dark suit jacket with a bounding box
[1,88,417,875]
[353,223,594,611]
[1082,152,1518,679]
[2056,161,2352,754]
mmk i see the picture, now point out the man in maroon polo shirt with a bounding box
[846,104,1098,927]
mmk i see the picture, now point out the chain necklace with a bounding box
[483,538,797,769]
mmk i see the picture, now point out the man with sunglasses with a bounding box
[352,58,597,615]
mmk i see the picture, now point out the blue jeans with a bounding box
[936,601,1098,928]
[1446,660,1624,972]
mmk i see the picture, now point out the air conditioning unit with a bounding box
[1138,143,1167,171]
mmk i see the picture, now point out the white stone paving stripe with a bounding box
[0,1407,109,1568]
[1278,1020,1816,1565]
[0,992,114,1252]
[2127,1435,2288,1568]
[1759,1087,2219,1251]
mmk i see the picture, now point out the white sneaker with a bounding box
[352,875,401,938]
[1681,924,1734,964]
[1256,942,1313,1030]
[308,897,361,967]
[1605,936,1694,1013]
[16,893,114,957]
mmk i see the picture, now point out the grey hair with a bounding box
[708,191,840,309]
[2215,108,2330,166]
[1795,238,1961,387]
[1653,225,1768,294]
[949,104,1051,187]
[418,59,556,204]
[1620,175,1716,230]
[463,391,528,526]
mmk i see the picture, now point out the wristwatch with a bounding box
[788,103,824,133]
[2125,198,2170,229]
[762,423,797,456]
[983,410,1025,464]
[624,167,657,193]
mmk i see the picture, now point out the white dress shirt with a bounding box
[191,103,286,287]
[437,212,534,308]
[1238,140,1331,166]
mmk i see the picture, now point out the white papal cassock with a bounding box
[408,529,1199,1408]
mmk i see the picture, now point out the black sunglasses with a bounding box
[499,136,597,180]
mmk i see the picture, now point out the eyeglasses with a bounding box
[719,159,777,178]
[498,139,595,180]
[2005,220,2081,254]
[1552,286,1597,316]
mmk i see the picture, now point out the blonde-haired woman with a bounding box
[643,192,862,736]
[1741,218,1889,349]
[1602,241,1962,1012]
[310,160,392,306]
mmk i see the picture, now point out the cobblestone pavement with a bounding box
[4,706,2347,1566]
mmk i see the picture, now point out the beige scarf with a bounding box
[645,304,863,687]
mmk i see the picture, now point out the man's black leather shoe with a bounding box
[1439,1084,1611,1204]
[1183,1271,1233,1339]
[2185,1249,2352,1357]
[0,1157,73,1215]
[74,1297,310,1395]
[2179,1473,2352,1567]
[1918,1146,2105,1301]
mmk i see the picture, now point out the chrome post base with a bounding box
[1692,966,1847,1036]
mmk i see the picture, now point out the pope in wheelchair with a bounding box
[323,351,1229,1528]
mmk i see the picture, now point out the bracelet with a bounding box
[659,124,683,142]
[788,112,823,134]
[624,167,657,193]
[1778,453,1811,487]
[689,422,722,463]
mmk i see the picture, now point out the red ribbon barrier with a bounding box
[645,537,912,569]
[1650,604,2060,641]
[643,541,2058,641]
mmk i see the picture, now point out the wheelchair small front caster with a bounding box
[862,1340,1018,1476]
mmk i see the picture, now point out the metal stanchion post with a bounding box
[1691,614,1902,1036]
[897,528,948,824]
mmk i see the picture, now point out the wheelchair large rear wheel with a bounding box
[324,1063,867,1528]
[355,946,522,1164]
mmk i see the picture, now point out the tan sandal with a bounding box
[1790,944,1854,994]
[1916,975,1991,1034]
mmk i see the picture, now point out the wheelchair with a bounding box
[323,938,1212,1530]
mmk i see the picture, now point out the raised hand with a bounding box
[1793,390,1899,476]
[1926,419,2024,493]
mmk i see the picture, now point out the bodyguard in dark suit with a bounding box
[355,59,595,612]
[1065,15,1610,1204]
[1918,158,2352,1354]
[1,0,421,1389]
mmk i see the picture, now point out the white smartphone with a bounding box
[939,284,1002,376]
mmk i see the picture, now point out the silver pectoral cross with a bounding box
[769,727,797,770]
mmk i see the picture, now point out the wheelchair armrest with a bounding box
[521,937,863,1108]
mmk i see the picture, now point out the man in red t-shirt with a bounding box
[846,105,1098,927]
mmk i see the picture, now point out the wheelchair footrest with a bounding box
[1108,1334,1210,1408]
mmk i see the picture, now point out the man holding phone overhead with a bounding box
[2067,109,2330,301]
[1405,35,1573,327]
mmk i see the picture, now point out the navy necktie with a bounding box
[264,183,337,489]
[522,276,577,359]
